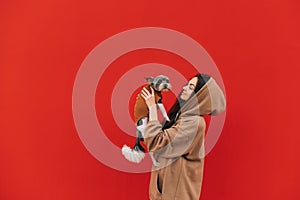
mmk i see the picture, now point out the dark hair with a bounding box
[162,74,211,130]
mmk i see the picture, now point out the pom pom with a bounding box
[122,145,145,163]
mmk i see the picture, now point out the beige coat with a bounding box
[144,78,226,200]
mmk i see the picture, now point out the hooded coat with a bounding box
[144,77,226,200]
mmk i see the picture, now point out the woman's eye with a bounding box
[189,85,195,90]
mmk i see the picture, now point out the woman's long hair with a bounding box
[162,74,211,130]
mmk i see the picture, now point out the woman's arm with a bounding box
[144,117,201,158]
[141,86,203,158]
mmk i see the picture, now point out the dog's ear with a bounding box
[145,77,154,84]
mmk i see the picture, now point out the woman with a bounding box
[141,74,226,200]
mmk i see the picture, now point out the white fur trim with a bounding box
[122,145,145,163]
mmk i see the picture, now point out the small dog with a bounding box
[122,75,172,166]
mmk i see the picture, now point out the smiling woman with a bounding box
[141,74,226,200]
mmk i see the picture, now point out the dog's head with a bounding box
[145,75,172,92]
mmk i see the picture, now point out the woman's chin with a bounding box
[179,95,187,101]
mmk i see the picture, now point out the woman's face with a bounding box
[180,77,198,101]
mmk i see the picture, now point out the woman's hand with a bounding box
[141,87,156,109]
[141,87,158,121]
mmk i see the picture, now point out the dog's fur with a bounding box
[122,75,171,165]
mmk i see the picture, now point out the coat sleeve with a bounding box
[144,117,200,158]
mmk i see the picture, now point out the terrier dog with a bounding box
[122,75,172,166]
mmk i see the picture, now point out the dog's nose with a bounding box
[163,83,168,89]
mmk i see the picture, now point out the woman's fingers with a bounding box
[141,87,156,109]
[140,93,146,100]
[142,87,153,97]
[141,89,148,98]
[150,87,154,95]
[142,87,151,96]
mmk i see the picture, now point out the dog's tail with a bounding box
[121,145,145,163]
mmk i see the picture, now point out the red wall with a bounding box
[1,0,299,199]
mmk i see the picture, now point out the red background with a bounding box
[1,0,300,199]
